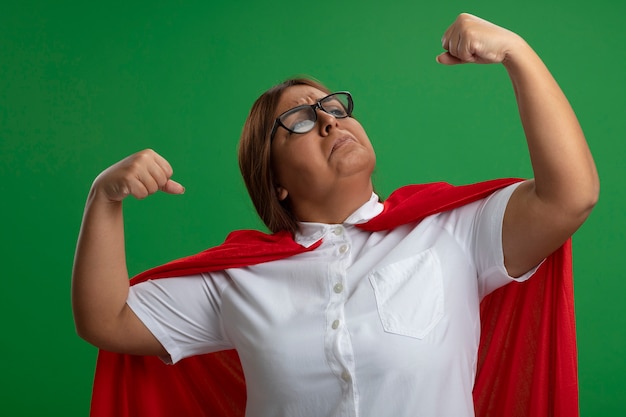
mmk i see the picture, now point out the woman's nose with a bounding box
[317,108,338,136]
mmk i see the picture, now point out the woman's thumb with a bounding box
[162,179,185,195]
[436,52,464,65]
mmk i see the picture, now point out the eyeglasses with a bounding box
[270,91,354,140]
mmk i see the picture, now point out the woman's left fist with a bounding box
[437,13,524,65]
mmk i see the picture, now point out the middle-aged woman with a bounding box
[73,13,599,417]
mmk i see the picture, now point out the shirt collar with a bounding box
[294,193,383,247]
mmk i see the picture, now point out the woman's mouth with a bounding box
[330,136,356,154]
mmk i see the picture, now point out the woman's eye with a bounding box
[328,107,346,117]
[322,100,347,117]
[291,119,315,133]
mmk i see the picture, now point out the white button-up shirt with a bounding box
[127,183,536,417]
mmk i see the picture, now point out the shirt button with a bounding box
[338,244,349,254]
[332,319,340,329]
[333,283,344,294]
[341,371,351,382]
[333,227,343,236]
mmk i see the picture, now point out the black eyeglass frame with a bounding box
[269,91,354,141]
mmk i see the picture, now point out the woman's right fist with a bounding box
[92,149,185,202]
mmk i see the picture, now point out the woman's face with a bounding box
[270,85,376,215]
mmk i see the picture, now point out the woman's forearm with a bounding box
[503,41,599,214]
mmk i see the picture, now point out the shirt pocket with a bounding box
[368,249,444,339]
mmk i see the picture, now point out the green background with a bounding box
[1,0,624,415]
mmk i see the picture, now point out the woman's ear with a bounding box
[276,186,288,201]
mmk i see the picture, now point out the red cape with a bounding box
[90,179,579,417]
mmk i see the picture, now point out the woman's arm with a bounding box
[438,14,599,277]
[72,149,184,355]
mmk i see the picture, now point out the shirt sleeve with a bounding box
[468,182,543,298]
[126,272,234,364]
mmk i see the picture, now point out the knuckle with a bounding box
[135,150,152,163]
[118,185,130,198]
[135,188,149,200]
